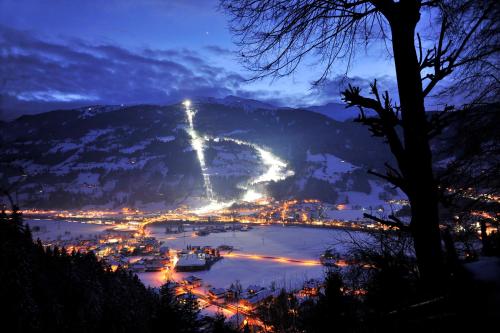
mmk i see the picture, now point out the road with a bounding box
[176,284,265,328]
[223,251,349,267]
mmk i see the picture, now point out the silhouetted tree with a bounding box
[299,271,357,332]
[208,311,239,333]
[258,289,300,332]
[221,0,500,291]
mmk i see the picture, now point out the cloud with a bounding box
[203,45,234,56]
[0,25,409,120]
[0,25,247,119]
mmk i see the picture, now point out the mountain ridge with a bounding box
[1,98,401,211]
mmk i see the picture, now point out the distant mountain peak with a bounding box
[77,105,124,119]
[195,95,276,111]
[304,102,377,122]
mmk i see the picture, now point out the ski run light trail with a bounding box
[183,100,214,201]
[182,100,294,214]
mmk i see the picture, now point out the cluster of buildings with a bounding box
[194,223,251,236]
[178,275,277,310]
[297,279,323,297]
[43,229,138,255]
[175,245,223,271]
[42,223,230,274]
[176,274,325,312]
[257,199,326,223]
[41,227,173,273]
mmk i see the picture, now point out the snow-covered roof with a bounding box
[244,289,273,304]
[176,254,206,267]
[184,275,202,282]
[209,287,226,295]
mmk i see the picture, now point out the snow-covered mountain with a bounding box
[197,95,276,111]
[0,99,401,210]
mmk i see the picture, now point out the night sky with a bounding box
[0,0,396,119]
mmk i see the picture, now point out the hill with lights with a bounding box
[1,97,402,210]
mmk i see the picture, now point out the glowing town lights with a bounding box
[171,255,179,268]
[336,204,347,211]
[242,189,263,202]
[106,238,121,244]
[193,200,234,215]
[224,252,322,266]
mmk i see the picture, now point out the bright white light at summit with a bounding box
[182,100,191,107]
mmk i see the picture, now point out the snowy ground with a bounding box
[145,225,368,290]
[23,219,369,291]
[24,219,110,241]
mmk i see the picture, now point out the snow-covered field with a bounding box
[23,219,369,291]
[145,225,367,289]
[24,219,110,241]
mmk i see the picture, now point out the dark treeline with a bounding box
[0,208,236,333]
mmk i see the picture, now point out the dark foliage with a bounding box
[0,208,201,333]
[205,311,239,333]
[298,271,358,332]
[255,232,495,333]
[342,232,492,332]
[257,289,301,332]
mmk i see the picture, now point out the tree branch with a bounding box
[363,213,411,231]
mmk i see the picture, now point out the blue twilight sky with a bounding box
[0,0,397,119]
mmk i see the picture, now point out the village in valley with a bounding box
[28,212,335,328]
[21,189,496,330]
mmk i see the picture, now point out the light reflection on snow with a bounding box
[182,99,294,214]
[215,137,294,201]
[252,147,294,184]
[183,100,214,200]
[193,200,234,214]
[242,189,263,202]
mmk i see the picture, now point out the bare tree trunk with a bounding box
[479,220,491,255]
[389,3,444,291]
